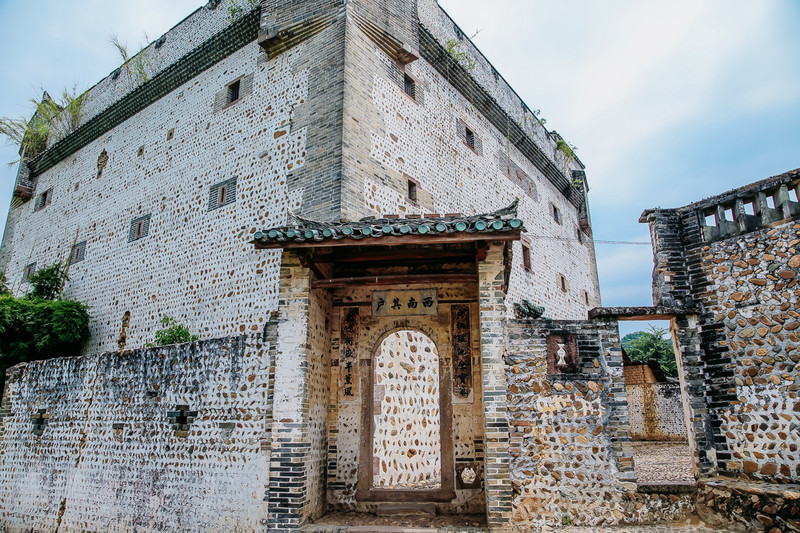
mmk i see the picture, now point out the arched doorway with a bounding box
[372,330,442,490]
[358,328,455,502]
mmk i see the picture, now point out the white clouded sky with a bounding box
[1,0,799,328]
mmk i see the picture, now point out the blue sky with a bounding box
[1,1,799,335]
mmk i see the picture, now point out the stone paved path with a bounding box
[631,441,695,484]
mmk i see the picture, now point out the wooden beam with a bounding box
[253,231,521,250]
[311,273,477,289]
[313,249,476,264]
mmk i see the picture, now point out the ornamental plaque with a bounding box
[371,289,438,317]
[546,333,579,374]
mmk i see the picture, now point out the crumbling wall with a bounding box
[0,335,270,532]
[643,170,800,483]
[506,319,694,530]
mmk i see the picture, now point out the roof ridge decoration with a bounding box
[254,199,525,248]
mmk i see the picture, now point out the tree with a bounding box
[621,325,677,378]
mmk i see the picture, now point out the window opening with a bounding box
[137,145,144,157]
[743,201,755,216]
[407,179,418,203]
[35,189,51,211]
[790,188,799,203]
[704,212,717,227]
[227,80,241,104]
[723,207,734,222]
[552,204,560,225]
[23,262,36,282]
[464,127,475,150]
[522,243,532,271]
[558,274,568,292]
[135,220,145,240]
[766,194,776,209]
[70,241,86,264]
[577,228,584,244]
[403,74,416,100]
[217,184,228,206]
[583,290,590,305]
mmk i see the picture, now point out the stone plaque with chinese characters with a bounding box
[339,307,359,400]
[371,289,438,317]
[546,333,579,374]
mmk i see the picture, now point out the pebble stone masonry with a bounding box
[2,0,798,531]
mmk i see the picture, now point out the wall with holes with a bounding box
[0,335,270,532]
[4,38,308,354]
[340,11,600,321]
[325,284,485,514]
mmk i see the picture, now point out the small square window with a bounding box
[209,178,237,211]
[403,74,416,100]
[552,204,561,225]
[704,212,717,227]
[790,188,799,203]
[129,215,151,242]
[577,228,583,244]
[522,244,532,271]
[23,262,36,282]
[743,201,755,216]
[70,241,87,264]
[766,194,776,209]
[227,80,241,104]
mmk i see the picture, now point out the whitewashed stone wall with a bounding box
[342,11,600,321]
[6,40,309,353]
[0,335,270,532]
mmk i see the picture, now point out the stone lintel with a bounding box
[588,305,689,321]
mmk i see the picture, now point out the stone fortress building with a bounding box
[0,0,798,531]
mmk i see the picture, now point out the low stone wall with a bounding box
[627,382,687,441]
[0,335,270,532]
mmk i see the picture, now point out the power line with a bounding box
[526,234,651,246]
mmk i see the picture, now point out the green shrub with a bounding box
[0,295,91,394]
[148,315,198,347]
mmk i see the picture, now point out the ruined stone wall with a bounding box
[341,10,599,321]
[695,219,800,482]
[325,283,485,515]
[506,319,694,530]
[4,31,316,354]
[643,170,800,483]
[0,335,271,532]
[626,382,687,442]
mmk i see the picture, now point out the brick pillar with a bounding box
[478,242,513,531]
[267,251,314,532]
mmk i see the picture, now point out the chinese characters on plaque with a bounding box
[546,333,579,374]
[339,307,359,400]
[371,289,438,317]
[451,304,472,399]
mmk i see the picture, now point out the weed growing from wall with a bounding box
[148,315,199,347]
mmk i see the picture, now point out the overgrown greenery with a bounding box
[556,139,577,162]
[445,38,477,71]
[0,263,91,395]
[148,315,198,347]
[0,88,86,163]
[225,0,260,22]
[622,325,678,378]
[110,34,155,89]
